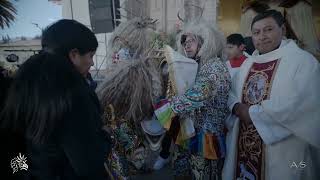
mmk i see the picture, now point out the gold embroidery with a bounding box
[250,63,276,73]
[236,59,280,180]
[243,71,270,105]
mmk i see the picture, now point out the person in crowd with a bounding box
[225,33,248,79]
[1,19,111,180]
[154,19,231,180]
[223,10,320,180]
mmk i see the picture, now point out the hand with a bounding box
[233,103,252,124]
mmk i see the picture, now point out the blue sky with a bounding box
[1,0,62,38]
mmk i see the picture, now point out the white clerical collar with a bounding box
[251,39,297,63]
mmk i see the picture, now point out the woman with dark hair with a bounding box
[0,64,25,180]
[1,19,110,180]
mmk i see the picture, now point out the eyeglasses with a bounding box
[183,38,196,47]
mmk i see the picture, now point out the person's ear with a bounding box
[68,48,79,63]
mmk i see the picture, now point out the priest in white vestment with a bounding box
[223,9,320,180]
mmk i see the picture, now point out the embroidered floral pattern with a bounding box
[171,59,231,178]
[171,59,231,135]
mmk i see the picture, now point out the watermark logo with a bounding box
[10,153,28,174]
[290,161,306,169]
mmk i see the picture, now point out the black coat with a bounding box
[0,55,111,180]
[24,85,111,180]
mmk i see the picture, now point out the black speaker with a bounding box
[89,0,120,34]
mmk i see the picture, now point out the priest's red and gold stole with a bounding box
[235,59,280,180]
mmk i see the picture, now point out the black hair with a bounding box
[0,52,89,144]
[0,67,13,110]
[243,36,255,55]
[246,1,270,14]
[251,9,285,30]
[227,33,245,46]
[41,19,98,56]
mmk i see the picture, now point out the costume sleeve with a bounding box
[170,63,218,114]
[154,62,225,128]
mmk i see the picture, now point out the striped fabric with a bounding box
[153,99,175,130]
[177,131,226,160]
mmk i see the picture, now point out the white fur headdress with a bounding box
[96,17,163,128]
[176,19,226,66]
[105,17,158,66]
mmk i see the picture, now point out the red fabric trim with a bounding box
[229,55,247,68]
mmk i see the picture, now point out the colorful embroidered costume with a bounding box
[155,19,231,179]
